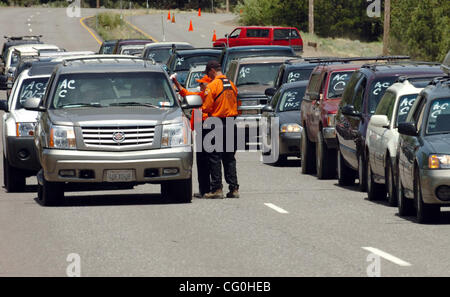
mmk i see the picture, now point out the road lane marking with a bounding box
[201,34,206,38]
[79,16,102,45]
[28,23,31,26]
[264,203,289,214]
[362,247,412,267]
[29,29,32,33]
[124,19,158,42]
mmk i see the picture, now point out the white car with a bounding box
[184,64,206,93]
[1,65,53,192]
[365,77,435,204]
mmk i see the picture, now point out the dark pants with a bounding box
[196,150,211,195]
[208,117,239,192]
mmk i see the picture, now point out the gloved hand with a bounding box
[169,73,177,81]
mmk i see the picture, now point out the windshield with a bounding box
[426,98,450,135]
[368,77,397,114]
[278,86,306,112]
[396,94,418,124]
[327,71,354,99]
[174,55,218,71]
[121,48,143,55]
[16,77,49,109]
[237,63,282,87]
[51,72,176,109]
[187,71,204,89]
[285,69,313,83]
[100,44,115,54]
[145,48,173,63]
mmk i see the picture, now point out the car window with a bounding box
[274,29,298,40]
[274,67,284,88]
[11,52,19,66]
[175,55,218,71]
[246,29,269,38]
[100,44,115,54]
[353,77,367,112]
[229,29,241,38]
[144,48,173,63]
[278,86,306,112]
[426,98,450,134]
[306,73,321,96]
[237,63,282,87]
[368,77,397,114]
[341,72,362,106]
[16,77,49,109]
[396,94,418,125]
[187,71,204,89]
[51,72,175,109]
[270,90,281,109]
[375,91,395,119]
[225,50,294,73]
[327,71,354,99]
[286,68,313,84]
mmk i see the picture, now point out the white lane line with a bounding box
[27,18,30,22]
[362,247,412,267]
[28,23,31,26]
[29,28,32,33]
[264,203,289,214]
[200,34,206,38]
[30,15,34,18]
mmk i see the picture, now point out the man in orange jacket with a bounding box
[172,73,213,198]
[202,60,240,199]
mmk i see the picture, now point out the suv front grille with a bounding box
[81,126,155,147]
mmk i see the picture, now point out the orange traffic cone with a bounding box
[188,20,193,31]
[167,11,171,20]
[212,30,217,42]
[172,14,175,23]
[198,8,201,17]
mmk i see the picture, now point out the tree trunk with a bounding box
[383,0,391,55]
[309,0,314,34]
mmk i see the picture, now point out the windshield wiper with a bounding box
[109,102,160,108]
[237,82,261,86]
[61,103,103,108]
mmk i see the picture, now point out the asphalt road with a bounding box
[0,7,450,277]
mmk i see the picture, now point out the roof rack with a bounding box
[304,55,410,64]
[175,47,221,51]
[62,55,144,66]
[396,74,444,83]
[4,35,42,40]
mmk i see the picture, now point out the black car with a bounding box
[336,62,444,191]
[112,39,153,54]
[261,80,307,164]
[166,48,222,86]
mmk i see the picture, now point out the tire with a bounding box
[316,131,337,179]
[366,156,386,201]
[3,155,26,192]
[415,168,440,224]
[397,172,414,217]
[161,178,192,203]
[386,160,397,206]
[38,178,64,206]
[358,153,367,192]
[337,147,355,186]
[301,128,316,174]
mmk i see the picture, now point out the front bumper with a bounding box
[41,146,193,183]
[279,132,301,156]
[420,169,450,204]
[6,136,40,172]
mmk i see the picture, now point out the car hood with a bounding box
[426,134,450,155]
[47,106,183,127]
[278,110,301,126]
[12,108,39,122]
[237,84,271,97]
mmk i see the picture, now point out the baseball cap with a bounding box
[204,60,221,74]
[196,75,212,84]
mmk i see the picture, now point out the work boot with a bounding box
[203,189,224,199]
[226,189,240,198]
[193,192,204,198]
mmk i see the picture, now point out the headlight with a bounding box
[326,114,336,127]
[49,125,76,149]
[429,154,450,169]
[16,122,35,137]
[161,121,189,147]
[280,123,302,133]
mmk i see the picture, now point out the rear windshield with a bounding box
[51,72,176,109]
[100,44,115,54]
[426,98,450,135]
[327,71,354,99]
[174,54,219,71]
[16,77,49,109]
[225,50,294,72]
[187,71,204,89]
[278,86,306,112]
[144,48,173,63]
[285,68,313,83]
[237,63,282,87]
[121,47,143,55]
[274,29,300,40]
[396,94,418,124]
[368,77,397,114]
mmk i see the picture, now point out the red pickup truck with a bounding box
[213,26,303,53]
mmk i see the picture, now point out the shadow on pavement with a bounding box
[394,210,450,225]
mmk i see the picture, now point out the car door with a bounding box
[302,71,321,141]
[227,28,242,47]
[309,72,328,143]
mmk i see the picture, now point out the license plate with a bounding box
[105,170,135,182]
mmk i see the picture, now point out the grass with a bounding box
[85,12,146,41]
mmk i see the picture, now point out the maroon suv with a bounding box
[300,64,360,179]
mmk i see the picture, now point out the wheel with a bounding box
[38,178,64,206]
[358,153,367,192]
[337,147,355,186]
[161,178,192,203]
[397,171,414,217]
[415,168,440,224]
[316,131,337,179]
[386,160,397,206]
[3,155,26,192]
[301,128,316,174]
[366,156,386,201]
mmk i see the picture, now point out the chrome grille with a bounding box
[81,126,155,147]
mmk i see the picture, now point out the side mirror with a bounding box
[224,34,229,38]
[370,115,390,128]
[262,105,274,113]
[0,100,8,112]
[265,87,276,98]
[340,105,362,118]
[398,122,418,136]
[182,95,203,109]
[23,97,45,111]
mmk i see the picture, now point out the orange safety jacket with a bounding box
[179,88,208,130]
[202,75,240,118]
